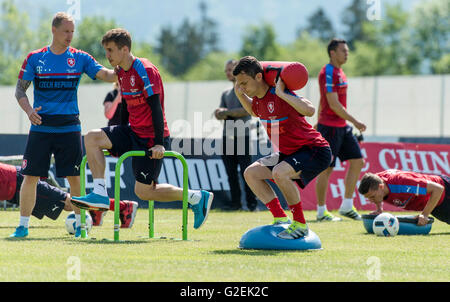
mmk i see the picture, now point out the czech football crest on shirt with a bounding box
[130,75,136,87]
[67,58,75,67]
[267,101,275,113]
[22,159,27,170]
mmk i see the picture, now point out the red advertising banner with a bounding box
[299,142,450,212]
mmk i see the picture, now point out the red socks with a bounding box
[108,198,126,211]
[289,202,306,224]
[265,198,287,218]
[266,198,306,224]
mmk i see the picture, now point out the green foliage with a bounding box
[300,7,336,43]
[346,4,421,76]
[432,54,450,74]
[72,16,120,68]
[0,0,448,85]
[240,23,280,61]
[155,1,219,77]
[341,0,370,49]
[183,52,238,81]
[411,0,450,73]
[277,32,328,78]
[133,42,176,82]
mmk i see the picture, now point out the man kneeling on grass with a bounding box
[358,169,450,226]
[0,162,137,231]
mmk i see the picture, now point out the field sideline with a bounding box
[0,209,448,282]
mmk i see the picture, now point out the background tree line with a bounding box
[0,0,448,86]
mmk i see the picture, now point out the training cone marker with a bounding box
[362,214,434,235]
[239,224,322,250]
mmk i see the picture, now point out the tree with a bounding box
[300,7,335,43]
[344,3,421,76]
[0,0,33,84]
[341,0,370,49]
[411,0,450,74]
[133,42,176,82]
[155,1,220,76]
[183,51,237,81]
[276,32,328,78]
[240,22,280,61]
[72,16,120,67]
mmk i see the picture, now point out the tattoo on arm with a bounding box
[15,79,31,101]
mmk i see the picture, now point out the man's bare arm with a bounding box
[15,79,42,125]
[96,68,118,83]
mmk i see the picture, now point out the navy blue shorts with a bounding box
[257,146,332,189]
[8,169,67,220]
[22,131,82,177]
[431,175,450,224]
[317,124,362,167]
[102,125,170,185]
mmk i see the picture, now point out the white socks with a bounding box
[317,205,327,217]
[75,214,81,228]
[340,198,354,212]
[19,216,30,228]
[188,190,202,205]
[93,179,108,197]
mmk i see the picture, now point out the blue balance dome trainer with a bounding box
[239,224,322,250]
[362,214,434,235]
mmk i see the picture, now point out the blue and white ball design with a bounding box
[65,211,93,235]
[372,213,399,237]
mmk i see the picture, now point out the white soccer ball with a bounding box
[65,211,93,235]
[372,213,399,237]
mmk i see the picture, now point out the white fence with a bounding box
[1,74,449,138]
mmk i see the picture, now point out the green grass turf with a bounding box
[0,208,448,282]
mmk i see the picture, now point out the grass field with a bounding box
[0,208,448,282]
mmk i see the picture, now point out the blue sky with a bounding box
[8,0,424,52]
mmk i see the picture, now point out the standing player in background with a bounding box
[71,28,214,230]
[314,38,367,222]
[358,170,450,226]
[0,162,136,228]
[214,59,257,211]
[233,56,332,239]
[11,12,117,238]
[103,81,123,126]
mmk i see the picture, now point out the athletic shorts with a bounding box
[431,175,450,224]
[102,125,170,185]
[317,124,362,167]
[8,169,66,220]
[22,131,82,178]
[257,145,332,189]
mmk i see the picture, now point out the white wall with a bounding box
[1,74,449,138]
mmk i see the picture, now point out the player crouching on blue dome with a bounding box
[71,28,213,230]
[233,56,332,239]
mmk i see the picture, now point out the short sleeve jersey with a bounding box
[116,58,170,139]
[18,46,103,133]
[318,63,348,127]
[0,163,17,200]
[252,87,329,155]
[377,170,446,211]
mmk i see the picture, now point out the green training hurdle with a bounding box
[79,150,189,242]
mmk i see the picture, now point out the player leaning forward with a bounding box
[233,56,332,239]
[10,12,117,238]
[71,28,214,229]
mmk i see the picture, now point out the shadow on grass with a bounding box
[3,236,69,242]
[427,232,450,236]
[72,236,198,245]
[0,226,62,229]
[211,248,321,256]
